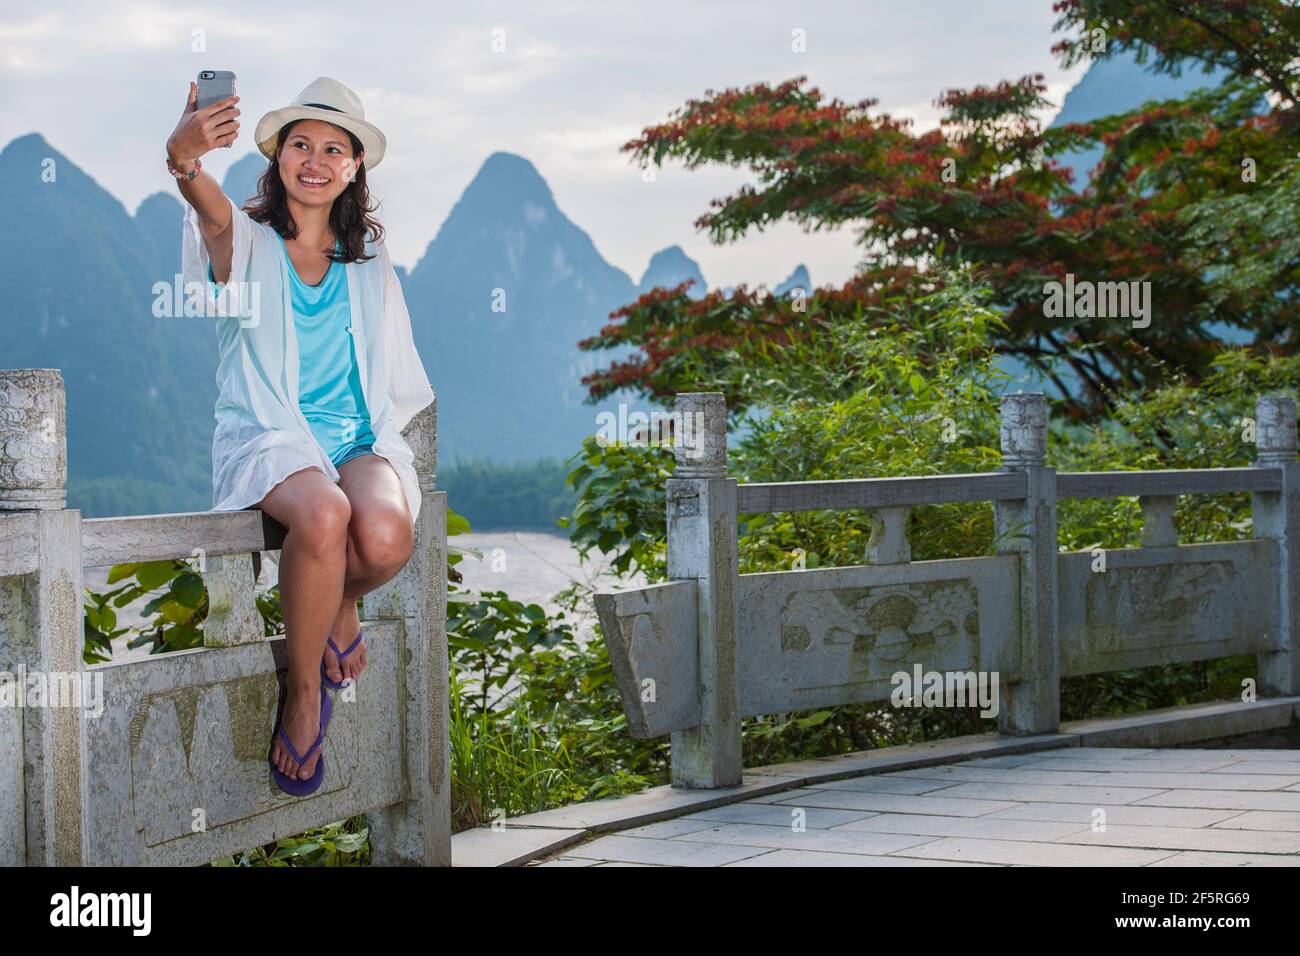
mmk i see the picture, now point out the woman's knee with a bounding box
[293,487,353,556]
[350,504,414,576]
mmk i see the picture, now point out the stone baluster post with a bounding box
[667,393,741,787]
[201,553,264,647]
[1138,496,1179,548]
[994,393,1060,735]
[0,369,86,865]
[1253,395,1299,696]
[365,397,451,864]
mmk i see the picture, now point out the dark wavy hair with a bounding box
[243,119,384,263]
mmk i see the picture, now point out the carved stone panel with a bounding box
[735,556,1021,715]
[1058,540,1280,677]
[82,624,404,865]
[594,580,699,738]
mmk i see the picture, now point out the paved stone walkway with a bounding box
[532,747,1300,866]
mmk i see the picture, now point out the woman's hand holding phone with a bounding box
[167,79,239,271]
[166,82,240,169]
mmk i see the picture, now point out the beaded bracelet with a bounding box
[166,155,202,181]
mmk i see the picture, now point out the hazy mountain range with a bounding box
[0,135,807,517]
[0,51,1222,518]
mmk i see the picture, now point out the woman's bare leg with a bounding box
[322,454,415,683]
[258,466,352,780]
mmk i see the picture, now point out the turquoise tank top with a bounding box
[279,235,376,465]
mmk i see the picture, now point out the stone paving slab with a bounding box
[671,822,939,855]
[1040,747,1159,759]
[771,789,1022,817]
[534,856,600,867]
[1146,850,1300,867]
[1213,761,1300,774]
[591,861,660,866]
[923,781,1168,806]
[621,817,725,838]
[562,834,773,866]
[896,764,1300,791]
[497,774,808,831]
[1211,754,1300,770]
[811,776,959,795]
[1055,823,1300,854]
[952,754,1046,769]
[831,812,1086,842]
[688,803,876,828]
[984,802,1246,828]
[743,787,830,804]
[1134,788,1300,812]
[531,858,663,866]
[721,849,993,867]
[1210,810,1300,831]
[1162,748,1300,763]
[1006,755,1244,773]
[894,836,1178,867]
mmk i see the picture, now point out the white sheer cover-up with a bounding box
[181,195,435,522]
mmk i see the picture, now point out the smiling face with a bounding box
[276,119,364,210]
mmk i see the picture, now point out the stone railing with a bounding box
[594,390,1299,788]
[0,369,451,866]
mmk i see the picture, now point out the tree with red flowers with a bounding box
[580,0,1300,419]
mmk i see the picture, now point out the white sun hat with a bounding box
[254,76,387,170]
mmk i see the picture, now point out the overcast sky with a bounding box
[1,0,1081,289]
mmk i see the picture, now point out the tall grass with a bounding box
[448,667,583,831]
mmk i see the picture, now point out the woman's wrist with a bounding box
[166,141,197,169]
[166,155,201,181]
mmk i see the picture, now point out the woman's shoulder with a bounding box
[362,231,391,262]
[200,194,276,243]
[354,234,395,277]
[233,202,278,238]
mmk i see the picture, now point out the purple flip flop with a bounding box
[270,683,332,797]
[320,626,365,690]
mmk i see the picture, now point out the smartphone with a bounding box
[196,70,237,148]
[196,70,236,110]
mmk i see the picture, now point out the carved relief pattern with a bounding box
[401,398,438,490]
[1000,393,1047,467]
[673,392,726,477]
[1085,560,1234,649]
[0,369,66,508]
[1257,396,1297,462]
[779,580,980,689]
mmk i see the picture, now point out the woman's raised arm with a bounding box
[166,82,241,283]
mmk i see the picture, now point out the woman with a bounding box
[165,77,435,796]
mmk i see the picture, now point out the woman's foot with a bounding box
[270,678,324,781]
[323,600,368,684]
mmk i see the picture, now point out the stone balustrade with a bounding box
[0,369,451,866]
[595,391,1300,788]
